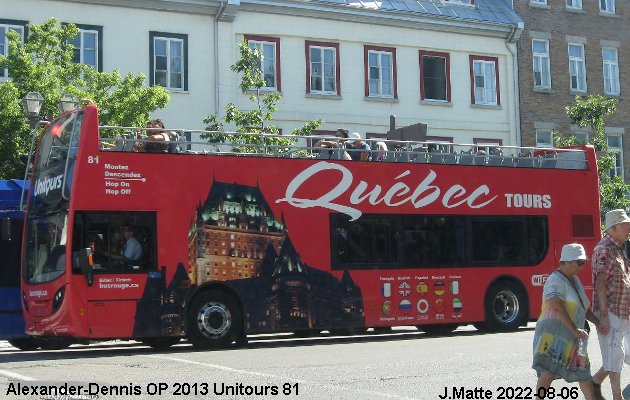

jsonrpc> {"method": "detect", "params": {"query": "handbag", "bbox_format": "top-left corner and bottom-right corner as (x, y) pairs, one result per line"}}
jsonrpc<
(554, 270), (590, 333)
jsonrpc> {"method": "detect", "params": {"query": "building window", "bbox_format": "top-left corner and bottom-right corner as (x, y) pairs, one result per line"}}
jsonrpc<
(600, 0), (615, 13)
(364, 45), (397, 98)
(530, 0), (548, 4)
(419, 50), (450, 102)
(566, 0), (582, 9)
(568, 43), (586, 92)
(532, 40), (551, 89)
(572, 132), (588, 144)
(150, 32), (187, 91)
(607, 134), (623, 178)
(67, 24), (102, 71)
(603, 47), (620, 96)
(0, 19), (27, 79)
(306, 41), (339, 96)
(246, 35), (281, 92)
(536, 130), (554, 148)
(470, 56), (500, 105)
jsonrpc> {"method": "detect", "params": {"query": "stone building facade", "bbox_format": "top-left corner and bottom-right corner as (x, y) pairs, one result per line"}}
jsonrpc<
(516, 0), (629, 180)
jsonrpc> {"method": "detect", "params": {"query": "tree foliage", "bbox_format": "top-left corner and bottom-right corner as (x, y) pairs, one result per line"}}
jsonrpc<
(0, 18), (170, 178)
(202, 40), (321, 153)
(558, 95), (630, 217)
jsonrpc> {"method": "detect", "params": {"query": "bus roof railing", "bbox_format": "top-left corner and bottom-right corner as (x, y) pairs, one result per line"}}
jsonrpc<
(97, 126), (590, 170)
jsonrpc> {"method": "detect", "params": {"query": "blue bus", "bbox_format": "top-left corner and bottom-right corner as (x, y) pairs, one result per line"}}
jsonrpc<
(0, 180), (37, 350)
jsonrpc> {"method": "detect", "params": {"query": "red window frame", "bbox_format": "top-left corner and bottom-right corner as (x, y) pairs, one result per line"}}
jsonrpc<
(245, 34), (282, 92)
(364, 45), (397, 98)
(469, 55), (500, 106)
(419, 50), (451, 102)
(305, 41), (341, 96)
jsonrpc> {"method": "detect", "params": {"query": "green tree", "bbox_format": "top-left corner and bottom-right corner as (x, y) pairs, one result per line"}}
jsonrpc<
(0, 18), (170, 178)
(557, 95), (630, 217)
(202, 40), (321, 153)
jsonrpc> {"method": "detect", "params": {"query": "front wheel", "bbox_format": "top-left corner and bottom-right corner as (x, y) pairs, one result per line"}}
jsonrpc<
(483, 281), (527, 332)
(187, 290), (242, 349)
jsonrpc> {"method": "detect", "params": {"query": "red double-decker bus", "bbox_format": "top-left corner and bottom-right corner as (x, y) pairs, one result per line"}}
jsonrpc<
(21, 104), (601, 349)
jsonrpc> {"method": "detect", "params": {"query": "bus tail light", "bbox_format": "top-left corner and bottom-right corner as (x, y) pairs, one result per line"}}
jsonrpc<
(22, 291), (29, 312)
(52, 286), (65, 313)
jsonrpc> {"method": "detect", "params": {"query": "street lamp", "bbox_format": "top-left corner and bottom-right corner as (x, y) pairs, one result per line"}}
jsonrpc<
(21, 92), (44, 129)
(21, 91), (44, 118)
(59, 94), (80, 113)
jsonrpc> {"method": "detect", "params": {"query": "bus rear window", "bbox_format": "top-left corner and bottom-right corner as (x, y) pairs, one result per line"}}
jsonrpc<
(330, 214), (548, 270)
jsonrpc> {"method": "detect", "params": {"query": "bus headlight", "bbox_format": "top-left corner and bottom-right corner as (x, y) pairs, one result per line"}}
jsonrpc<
(52, 286), (65, 313)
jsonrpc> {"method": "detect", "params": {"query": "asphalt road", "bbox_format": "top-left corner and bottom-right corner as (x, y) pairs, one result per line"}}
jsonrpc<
(0, 324), (626, 400)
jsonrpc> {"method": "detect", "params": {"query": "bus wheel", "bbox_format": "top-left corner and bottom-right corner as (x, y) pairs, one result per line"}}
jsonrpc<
(141, 337), (180, 349)
(188, 290), (242, 349)
(7, 338), (39, 351)
(484, 281), (527, 332)
(420, 324), (459, 336)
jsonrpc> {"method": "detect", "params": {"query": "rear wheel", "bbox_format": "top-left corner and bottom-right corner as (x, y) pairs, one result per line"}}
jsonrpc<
(7, 338), (39, 351)
(484, 281), (527, 332)
(187, 290), (242, 349)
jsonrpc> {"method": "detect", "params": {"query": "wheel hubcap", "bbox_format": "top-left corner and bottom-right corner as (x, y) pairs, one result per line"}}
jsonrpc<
(197, 301), (231, 338)
(493, 290), (519, 324)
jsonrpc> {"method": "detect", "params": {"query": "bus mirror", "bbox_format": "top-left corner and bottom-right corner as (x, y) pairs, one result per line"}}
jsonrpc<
(78, 247), (94, 287)
(1, 218), (11, 240)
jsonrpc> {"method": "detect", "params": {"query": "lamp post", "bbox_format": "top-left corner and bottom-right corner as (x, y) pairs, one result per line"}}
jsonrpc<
(59, 94), (80, 113)
(19, 92), (45, 207)
(21, 91), (44, 129)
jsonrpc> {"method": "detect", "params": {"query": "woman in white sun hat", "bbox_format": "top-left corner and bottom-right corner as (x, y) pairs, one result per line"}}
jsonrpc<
(533, 243), (600, 400)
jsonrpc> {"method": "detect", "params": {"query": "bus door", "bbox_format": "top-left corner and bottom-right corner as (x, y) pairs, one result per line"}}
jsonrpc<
(73, 211), (162, 338)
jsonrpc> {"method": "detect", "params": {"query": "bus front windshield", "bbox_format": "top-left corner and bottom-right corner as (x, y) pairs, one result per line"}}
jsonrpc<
(23, 212), (68, 284)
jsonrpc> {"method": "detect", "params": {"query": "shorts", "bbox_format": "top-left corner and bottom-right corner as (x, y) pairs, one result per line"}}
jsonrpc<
(597, 311), (630, 373)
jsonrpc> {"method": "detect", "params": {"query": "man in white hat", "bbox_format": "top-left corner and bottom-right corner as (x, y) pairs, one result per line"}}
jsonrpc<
(591, 209), (630, 400)
(346, 132), (371, 161)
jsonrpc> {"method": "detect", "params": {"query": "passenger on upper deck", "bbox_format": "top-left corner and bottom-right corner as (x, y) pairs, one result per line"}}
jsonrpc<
(373, 141), (388, 162)
(347, 132), (371, 161)
(134, 119), (180, 153)
(314, 128), (351, 160)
